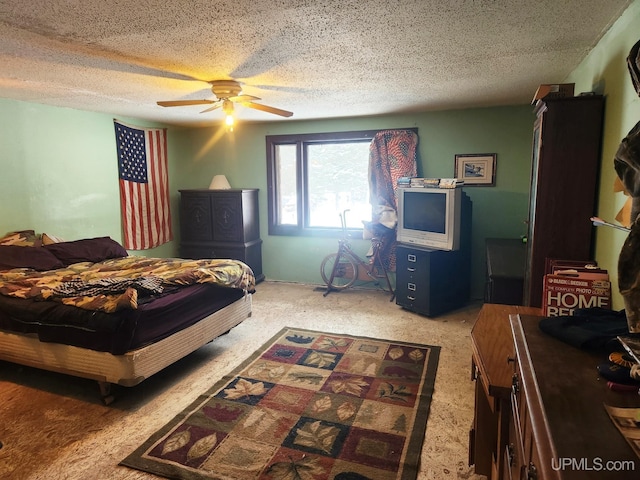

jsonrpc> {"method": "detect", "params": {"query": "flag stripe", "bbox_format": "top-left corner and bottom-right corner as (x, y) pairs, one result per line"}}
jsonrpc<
(118, 179), (131, 248)
(152, 128), (171, 244)
(160, 130), (172, 243)
(114, 121), (172, 250)
(149, 130), (162, 243)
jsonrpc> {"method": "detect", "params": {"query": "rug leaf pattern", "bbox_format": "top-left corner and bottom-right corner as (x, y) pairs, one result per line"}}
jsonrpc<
(121, 327), (440, 480)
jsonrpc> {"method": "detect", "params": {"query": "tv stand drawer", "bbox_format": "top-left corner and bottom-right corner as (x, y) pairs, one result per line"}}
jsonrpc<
(395, 244), (470, 317)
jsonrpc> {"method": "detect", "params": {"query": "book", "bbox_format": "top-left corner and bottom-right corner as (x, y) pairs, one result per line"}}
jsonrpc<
(397, 177), (464, 189)
(543, 270), (611, 317)
(544, 258), (599, 275)
(551, 269), (610, 279)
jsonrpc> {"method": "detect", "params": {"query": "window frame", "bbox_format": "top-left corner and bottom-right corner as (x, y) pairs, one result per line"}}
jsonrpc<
(266, 130), (381, 237)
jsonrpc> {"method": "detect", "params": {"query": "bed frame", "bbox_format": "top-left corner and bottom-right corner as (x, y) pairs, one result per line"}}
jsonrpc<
(0, 294), (252, 404)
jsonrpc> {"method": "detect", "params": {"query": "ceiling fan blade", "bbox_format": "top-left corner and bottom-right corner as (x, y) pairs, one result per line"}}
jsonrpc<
(242, 101), (293, 117)
(157, 99), (216, 107)
(228, 94), (261, 102)
(200, 103), (222, 113)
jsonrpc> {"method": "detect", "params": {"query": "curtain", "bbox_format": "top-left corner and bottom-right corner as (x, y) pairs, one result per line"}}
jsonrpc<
(368, 129), (419, 270)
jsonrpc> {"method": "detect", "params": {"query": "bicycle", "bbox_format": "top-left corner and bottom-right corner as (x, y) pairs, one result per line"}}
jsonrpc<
(320, 209), (395, 300)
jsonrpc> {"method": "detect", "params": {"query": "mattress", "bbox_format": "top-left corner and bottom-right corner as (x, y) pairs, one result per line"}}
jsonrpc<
(0, 293), (252, 387)
(0, 237), (255, 400)
(0, 283), (245, 354)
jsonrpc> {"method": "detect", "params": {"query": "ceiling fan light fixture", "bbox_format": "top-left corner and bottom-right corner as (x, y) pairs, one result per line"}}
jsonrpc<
(222, 99), (235, 131)
(156, 78), (293, 126)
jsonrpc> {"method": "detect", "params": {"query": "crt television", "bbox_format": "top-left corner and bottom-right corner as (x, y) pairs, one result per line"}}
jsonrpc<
(397, 186), (463, 251)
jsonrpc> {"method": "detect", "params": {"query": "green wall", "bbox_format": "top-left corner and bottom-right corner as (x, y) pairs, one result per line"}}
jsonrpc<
(0, 102), (181, 259)
(171, 108), (534, 299)
(0, 99), (533, 300)
(566, 0), (640, 309)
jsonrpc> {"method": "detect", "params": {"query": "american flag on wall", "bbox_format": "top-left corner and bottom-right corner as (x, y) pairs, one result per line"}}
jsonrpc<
(114, 120), (172, 250)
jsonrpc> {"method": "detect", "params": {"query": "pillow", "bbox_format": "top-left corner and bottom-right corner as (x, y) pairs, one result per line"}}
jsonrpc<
(0, 230), (41, 247)
(44, 237), (128, 265)
(0, 245), (65, 271)
(41, 233), (66, 245)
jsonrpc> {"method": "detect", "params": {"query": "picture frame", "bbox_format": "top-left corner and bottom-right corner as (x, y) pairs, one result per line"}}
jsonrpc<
(454, 153), (497, 186)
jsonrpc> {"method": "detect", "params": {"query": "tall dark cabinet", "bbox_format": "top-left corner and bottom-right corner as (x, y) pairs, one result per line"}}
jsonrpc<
(524, 96), (604, 307)
(179, 189), (264, 282)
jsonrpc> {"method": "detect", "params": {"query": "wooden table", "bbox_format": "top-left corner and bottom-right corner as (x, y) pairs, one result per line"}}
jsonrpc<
(470, 303), (640, 479)
(470, 303), (542, 479)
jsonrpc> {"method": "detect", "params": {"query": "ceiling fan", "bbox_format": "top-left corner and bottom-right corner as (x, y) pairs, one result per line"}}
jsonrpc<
(156, 79), (294, 123)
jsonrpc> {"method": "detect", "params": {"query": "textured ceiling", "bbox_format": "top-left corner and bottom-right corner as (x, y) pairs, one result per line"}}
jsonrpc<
(0, 0), (633, 127)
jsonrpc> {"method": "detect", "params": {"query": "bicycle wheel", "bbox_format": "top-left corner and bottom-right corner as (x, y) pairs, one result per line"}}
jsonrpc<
(320, 253), (358, 289)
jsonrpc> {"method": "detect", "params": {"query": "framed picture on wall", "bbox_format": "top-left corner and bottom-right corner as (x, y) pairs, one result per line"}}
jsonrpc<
(455, 153), (497, 186)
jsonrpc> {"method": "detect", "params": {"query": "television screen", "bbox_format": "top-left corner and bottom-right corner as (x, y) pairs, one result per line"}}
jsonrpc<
(397, 186), (462, 251)
(403, 191), (446, 233)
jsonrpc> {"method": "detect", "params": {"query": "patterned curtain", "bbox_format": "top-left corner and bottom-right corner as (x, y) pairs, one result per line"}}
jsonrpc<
(368, 130), (419, 270)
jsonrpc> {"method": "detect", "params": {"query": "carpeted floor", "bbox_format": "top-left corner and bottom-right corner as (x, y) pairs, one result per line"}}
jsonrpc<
(0, 281), (486, 480)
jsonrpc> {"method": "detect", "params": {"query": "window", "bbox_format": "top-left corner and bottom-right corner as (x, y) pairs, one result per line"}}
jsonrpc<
(267, 130), (380, 236)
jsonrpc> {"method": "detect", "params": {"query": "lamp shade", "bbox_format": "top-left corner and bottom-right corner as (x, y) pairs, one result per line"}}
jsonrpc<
(209, 175), (231, 189)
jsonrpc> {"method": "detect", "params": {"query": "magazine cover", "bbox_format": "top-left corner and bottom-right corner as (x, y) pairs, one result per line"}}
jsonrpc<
(543, 272), (611, 317)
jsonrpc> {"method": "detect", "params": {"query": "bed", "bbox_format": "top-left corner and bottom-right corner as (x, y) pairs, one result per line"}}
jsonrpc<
(0, 232), (255, 404)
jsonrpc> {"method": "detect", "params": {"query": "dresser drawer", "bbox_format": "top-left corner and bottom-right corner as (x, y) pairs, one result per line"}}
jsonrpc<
(180, 240), (263, 280)
(504, 409), (526, 480)
(180, 245), (241, 259)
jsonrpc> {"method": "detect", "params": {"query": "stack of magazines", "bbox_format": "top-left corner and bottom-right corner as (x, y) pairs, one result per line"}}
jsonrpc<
(396, 177), (464, 188)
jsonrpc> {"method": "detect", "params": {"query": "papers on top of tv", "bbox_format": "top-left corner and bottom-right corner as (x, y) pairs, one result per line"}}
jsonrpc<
(397, 177), (464, 188)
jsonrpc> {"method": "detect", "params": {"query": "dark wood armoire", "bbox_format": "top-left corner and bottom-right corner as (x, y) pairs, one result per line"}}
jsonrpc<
(524, 95), (605, 307)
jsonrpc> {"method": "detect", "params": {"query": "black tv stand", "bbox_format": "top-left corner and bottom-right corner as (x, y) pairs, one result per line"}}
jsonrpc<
(395, 193), (472, 316)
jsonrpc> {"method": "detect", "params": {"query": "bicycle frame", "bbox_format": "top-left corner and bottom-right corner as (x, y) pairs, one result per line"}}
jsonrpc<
(322, 209), (395, 300)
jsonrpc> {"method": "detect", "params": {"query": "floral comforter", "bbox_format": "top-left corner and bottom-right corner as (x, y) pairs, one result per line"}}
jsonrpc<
(0, 256), (255, 313)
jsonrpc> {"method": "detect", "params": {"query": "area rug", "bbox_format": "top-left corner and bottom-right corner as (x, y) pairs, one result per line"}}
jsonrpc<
(121, 327), (441, 480)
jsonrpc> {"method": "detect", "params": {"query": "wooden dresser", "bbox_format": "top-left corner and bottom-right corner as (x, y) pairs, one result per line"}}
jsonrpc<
(179, 189), (264, 282)
(470, 304), (640, 480)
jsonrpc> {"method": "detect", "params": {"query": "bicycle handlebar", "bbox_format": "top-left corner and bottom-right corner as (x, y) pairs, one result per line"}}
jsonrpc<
(339, 209), (350, 231)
